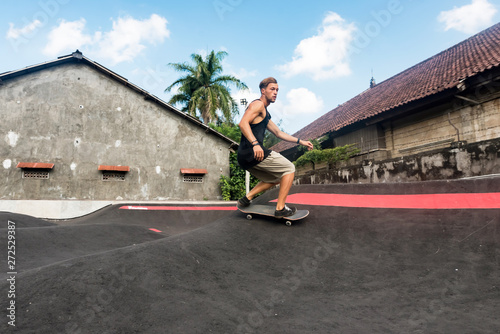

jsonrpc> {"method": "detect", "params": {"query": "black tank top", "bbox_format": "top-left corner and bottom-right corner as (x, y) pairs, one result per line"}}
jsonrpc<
(237, 105), (272, 170)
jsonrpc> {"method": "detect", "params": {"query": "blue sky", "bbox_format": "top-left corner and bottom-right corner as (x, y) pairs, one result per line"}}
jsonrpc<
(1, 0), (499, 134)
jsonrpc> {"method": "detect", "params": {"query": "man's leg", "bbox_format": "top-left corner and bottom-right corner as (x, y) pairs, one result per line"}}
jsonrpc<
(275, 172), (294, 211)
(246, 181), (278, 201)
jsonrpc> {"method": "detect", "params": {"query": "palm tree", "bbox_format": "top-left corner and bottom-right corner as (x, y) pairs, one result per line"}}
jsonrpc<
(165, 50), (248, 124)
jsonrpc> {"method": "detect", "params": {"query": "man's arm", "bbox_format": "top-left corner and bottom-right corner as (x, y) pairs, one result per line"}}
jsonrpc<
(267, 120), (314, 150)
(238, 101), (266, 161)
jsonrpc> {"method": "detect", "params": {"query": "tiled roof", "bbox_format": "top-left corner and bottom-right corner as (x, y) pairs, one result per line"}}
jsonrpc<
(272, 22), (500, 152)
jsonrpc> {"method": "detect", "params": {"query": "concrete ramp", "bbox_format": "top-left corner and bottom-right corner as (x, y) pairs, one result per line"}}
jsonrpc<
(1, 178), (499, 333)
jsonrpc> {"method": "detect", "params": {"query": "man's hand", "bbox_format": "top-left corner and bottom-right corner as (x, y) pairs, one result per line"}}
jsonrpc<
(300, 140), (314, 151)
(253, 144), (265, 161)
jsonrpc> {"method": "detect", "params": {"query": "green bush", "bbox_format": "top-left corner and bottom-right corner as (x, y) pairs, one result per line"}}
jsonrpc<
(219, 153), (259, 201)
(294, 144), (360, 168)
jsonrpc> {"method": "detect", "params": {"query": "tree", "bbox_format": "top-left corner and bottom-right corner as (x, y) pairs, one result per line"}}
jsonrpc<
(165, 50), (248, 124)
(209, 122), (241, 142)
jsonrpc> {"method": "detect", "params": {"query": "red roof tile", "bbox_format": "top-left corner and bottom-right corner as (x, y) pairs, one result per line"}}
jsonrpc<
(273, 23), (500, 152)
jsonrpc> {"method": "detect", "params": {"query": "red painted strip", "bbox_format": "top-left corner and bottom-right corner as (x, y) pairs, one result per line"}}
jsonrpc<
(149, 228), (162, 233)
(274, 193), (500, 209)
(119, 206), (237, 211)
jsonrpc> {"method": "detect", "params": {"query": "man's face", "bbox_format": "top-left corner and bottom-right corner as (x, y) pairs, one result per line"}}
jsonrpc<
(262, 83), (279, 103)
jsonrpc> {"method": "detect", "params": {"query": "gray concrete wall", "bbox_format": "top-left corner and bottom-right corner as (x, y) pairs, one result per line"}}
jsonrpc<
(1, 63), (231, 200)
(295, 138), (500, 185)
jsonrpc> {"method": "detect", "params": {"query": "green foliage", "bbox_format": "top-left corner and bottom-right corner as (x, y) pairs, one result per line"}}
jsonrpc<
(296, 138), (322, 154)
(209, 122), (241, 142)
(294, 144), (360, 168)
(219, 153), (259, 201)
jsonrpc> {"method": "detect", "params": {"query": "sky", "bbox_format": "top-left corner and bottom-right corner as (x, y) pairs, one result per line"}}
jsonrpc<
(1, 0), (499, 135)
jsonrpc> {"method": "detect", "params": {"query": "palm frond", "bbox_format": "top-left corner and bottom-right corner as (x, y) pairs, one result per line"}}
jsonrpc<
(165, 50), (248, 125)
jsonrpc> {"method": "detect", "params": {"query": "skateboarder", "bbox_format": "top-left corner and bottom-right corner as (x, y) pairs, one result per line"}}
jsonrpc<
(237, 77), (313, 217)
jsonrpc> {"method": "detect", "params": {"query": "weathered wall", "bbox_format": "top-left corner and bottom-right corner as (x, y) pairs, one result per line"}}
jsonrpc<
(384, 98), (500, 158)
(1, 63), (231, 200)
(295, 138), (500, 185)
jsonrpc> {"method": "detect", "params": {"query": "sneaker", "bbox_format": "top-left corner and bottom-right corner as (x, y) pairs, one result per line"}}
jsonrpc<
(274, 205), (297, 218)
(238, 196), (251, 208)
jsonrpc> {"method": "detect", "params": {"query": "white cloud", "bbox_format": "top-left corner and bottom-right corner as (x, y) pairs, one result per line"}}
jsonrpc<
(224, 65), (258, 82)
(96, 14), (170, 64)
(6, 20), (43, 39)
(230, 67), (258, 80)
(42, 14), (170, 64)
(280, 88), (324, 116)
(277, 12), (356, 81)
(271, 88), (324, 131)
(43, 18), (98, 56)
(438, 0), (498, 34)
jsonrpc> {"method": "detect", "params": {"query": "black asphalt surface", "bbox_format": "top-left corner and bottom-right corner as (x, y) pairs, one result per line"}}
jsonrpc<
(1, 178), (499, 333)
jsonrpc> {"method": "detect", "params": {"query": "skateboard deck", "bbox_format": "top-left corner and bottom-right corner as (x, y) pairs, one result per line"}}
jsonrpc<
(237, 204), (309, 226)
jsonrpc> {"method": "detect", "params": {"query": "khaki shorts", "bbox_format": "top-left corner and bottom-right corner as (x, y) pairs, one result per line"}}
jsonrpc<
(248, 151), (295, 183)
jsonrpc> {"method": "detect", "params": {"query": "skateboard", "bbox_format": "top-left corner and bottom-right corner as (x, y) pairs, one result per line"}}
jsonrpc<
(237, 204), (309, 226)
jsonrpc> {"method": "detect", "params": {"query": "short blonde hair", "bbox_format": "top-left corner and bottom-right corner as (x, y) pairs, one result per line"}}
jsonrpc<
(259, 77), (278, 90)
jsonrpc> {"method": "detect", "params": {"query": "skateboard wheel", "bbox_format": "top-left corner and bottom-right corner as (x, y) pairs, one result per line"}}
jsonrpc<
(285, 221), (292, 226)
(246, 214), (253, 220)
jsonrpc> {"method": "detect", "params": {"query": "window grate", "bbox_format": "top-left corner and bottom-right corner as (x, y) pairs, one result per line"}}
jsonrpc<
(183, 175), (203, 183)
(102, 171), (126, 181)
(23, 170), (49, 179)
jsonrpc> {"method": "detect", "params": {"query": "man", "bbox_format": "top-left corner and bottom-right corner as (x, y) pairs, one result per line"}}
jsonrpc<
(237, 77), (313, 217)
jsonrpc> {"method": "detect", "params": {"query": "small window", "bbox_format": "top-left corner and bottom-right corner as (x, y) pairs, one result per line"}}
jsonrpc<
(17, 162), (54, 180)
(98, 165), (129, 181)
(183, 175), (204, 183)
(23, 170), (50, 179)
(102, 171), (127, 181)
(180, 168), (207, 184)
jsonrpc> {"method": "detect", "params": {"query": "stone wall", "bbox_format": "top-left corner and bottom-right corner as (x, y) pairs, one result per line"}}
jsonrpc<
(294, 138), (500, 185)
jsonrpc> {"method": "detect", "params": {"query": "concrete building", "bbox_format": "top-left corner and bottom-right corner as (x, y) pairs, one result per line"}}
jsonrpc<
(1, 50), (238, 203)
(273, 23), (500, 183)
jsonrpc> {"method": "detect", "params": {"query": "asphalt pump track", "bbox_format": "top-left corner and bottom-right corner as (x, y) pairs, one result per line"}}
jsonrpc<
(1, 177), (499, 333)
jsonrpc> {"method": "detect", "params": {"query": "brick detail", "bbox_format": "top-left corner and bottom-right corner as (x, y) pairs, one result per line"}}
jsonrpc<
(98, 165), (130, 172)
(180, 168), (207, 175)
(17, 162), (54, 169)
